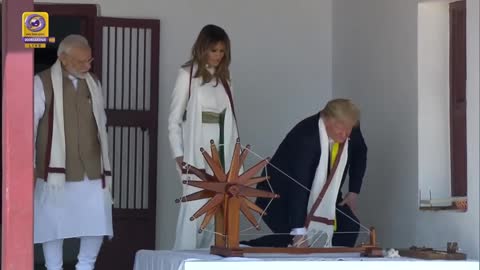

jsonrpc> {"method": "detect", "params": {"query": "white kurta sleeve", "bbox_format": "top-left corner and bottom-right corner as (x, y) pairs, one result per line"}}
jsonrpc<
(168, 68), (190, 158)
(34, 75), (46, 166)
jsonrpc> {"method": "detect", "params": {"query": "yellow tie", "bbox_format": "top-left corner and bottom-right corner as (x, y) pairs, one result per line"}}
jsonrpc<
(330, 142), (339, 169)
(331, 142), (339, 231)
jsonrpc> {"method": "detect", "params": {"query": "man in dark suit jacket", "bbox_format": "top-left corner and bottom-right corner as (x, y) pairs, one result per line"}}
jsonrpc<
(242, 105), (367, 248)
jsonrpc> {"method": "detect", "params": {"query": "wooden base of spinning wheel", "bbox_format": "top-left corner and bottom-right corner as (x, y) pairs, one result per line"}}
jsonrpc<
(210, 246), (384, 257)
(210, 246), (244, 257)
(210, 227), (383, 257)
(362, 247), (384, 257)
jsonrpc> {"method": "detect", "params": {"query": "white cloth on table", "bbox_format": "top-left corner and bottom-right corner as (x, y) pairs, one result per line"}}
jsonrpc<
(133, 249), (480, 270)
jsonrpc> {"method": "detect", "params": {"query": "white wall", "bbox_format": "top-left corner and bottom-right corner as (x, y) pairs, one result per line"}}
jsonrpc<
(34, 0), (334, 249)
(333, 0), (479, 259)
(418, 1), (451, 201)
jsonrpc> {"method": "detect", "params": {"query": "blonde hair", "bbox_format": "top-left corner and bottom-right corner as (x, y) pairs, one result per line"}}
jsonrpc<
(320, 98), (360, 127)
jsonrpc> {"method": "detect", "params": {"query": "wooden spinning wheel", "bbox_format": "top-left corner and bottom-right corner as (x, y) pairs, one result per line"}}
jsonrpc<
(176, 138), (276, 252)
(176, 138), (382, 257)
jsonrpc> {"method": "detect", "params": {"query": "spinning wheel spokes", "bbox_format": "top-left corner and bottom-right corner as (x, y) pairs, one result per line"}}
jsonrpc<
(176, 138), (276, 244)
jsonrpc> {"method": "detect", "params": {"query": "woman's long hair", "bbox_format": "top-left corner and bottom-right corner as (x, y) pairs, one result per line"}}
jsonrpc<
(182, 24), (231, 85)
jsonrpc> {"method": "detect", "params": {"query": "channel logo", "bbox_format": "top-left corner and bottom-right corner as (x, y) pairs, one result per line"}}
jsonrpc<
(22, 12), (55, 48)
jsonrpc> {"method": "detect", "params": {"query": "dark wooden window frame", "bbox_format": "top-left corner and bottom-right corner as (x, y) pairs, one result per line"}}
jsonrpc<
(420, 0), (467, 212)
(449, 0), (467, 198)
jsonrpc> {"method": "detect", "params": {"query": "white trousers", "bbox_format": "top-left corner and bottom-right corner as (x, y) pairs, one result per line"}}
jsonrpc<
(173, 123), (219, 250)
(173, 183), (216, 250)
(42, 236), (103, 270)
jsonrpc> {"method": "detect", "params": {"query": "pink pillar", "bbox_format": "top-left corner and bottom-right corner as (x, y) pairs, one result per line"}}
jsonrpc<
(1, 0), (34, 270)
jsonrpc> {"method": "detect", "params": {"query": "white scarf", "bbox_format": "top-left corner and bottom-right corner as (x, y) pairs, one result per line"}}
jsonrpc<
(46, 60), (112, 200)
(305, 117), (349, 247)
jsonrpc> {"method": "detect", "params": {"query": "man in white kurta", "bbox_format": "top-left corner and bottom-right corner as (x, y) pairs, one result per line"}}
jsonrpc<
(33, 35), (113, 270)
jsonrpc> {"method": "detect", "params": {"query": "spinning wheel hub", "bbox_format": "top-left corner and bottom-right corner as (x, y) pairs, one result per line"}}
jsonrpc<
(226, 184), (240, 196)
